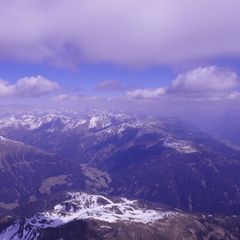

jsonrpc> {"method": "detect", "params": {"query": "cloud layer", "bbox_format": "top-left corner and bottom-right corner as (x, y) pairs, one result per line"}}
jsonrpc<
(0, 0), (240, 67)
(0, 76), (59, 97)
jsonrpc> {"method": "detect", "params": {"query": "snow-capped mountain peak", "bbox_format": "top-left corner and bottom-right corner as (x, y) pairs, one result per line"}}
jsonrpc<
(44, 192), (173, 225)
(0, 111), (128, 131)
(0, 192), (175, 240)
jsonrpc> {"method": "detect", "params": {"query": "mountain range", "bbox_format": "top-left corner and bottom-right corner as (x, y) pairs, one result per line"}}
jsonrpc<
(0, 110), (240, 239)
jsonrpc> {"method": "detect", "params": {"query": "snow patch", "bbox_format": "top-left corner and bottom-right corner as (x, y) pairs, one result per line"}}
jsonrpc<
(163, 137), (197, 154)
(41, 192), (173, 225)
(89, 116), (99, 129)
(0, 136), (7, 142)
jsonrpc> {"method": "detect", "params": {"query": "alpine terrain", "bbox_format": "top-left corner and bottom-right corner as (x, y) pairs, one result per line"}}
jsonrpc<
(0, 111), (240, 239)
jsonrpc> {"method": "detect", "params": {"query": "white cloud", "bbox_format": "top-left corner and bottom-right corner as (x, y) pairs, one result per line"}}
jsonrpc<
(126, 66), (240, 101)
(168, 66), (239, 93)
(95, 80), (124, 91)
(0, 75), (59, 97)
(127, 87), (166, 99)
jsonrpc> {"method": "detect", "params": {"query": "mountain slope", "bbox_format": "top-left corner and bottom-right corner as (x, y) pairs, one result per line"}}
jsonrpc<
(0, 136), (85, 216)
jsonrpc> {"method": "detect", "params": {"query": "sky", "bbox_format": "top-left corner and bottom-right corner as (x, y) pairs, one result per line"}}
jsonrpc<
(0, 0), (240, 113)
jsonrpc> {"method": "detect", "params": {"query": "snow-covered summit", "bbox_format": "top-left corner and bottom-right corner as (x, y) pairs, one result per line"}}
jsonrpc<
(0, 192), (175, 240)
(43, 192), (173, 225)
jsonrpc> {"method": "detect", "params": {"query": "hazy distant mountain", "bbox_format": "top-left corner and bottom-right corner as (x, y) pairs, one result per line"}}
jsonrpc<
(204, 110), (240, 146)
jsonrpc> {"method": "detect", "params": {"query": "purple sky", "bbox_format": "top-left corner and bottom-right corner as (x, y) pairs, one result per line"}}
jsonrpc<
(0, 0), (240, 111)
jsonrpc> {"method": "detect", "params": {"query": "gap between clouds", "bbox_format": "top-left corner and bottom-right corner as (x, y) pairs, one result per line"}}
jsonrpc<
(52, 65), (240, 104)
(2, 65), (239, 103)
